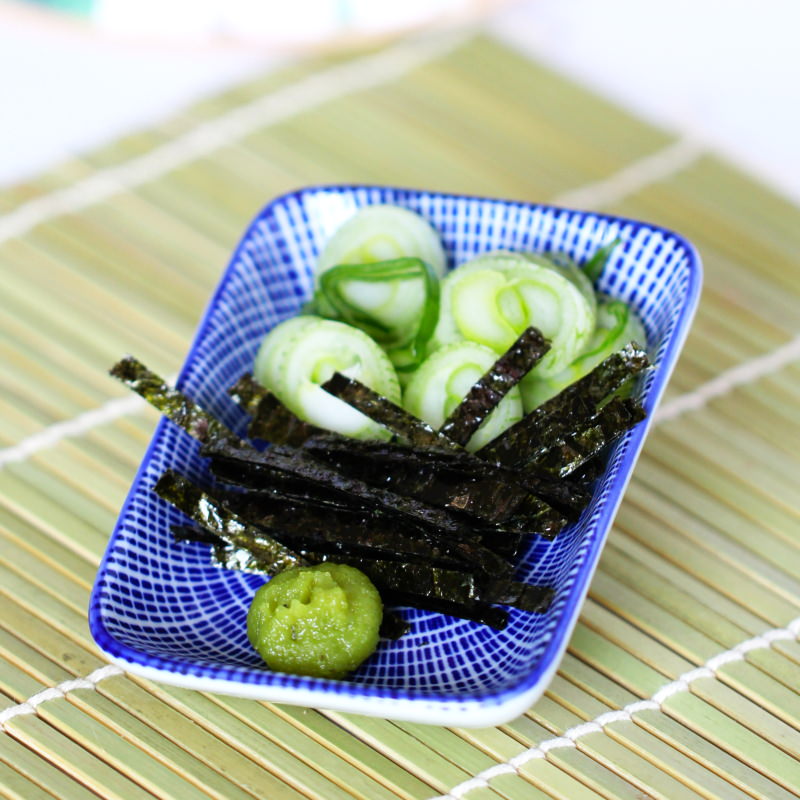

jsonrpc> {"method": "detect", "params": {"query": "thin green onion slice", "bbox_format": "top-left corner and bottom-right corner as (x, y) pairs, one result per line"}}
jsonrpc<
(253, 316), (400, 439)
(430, 251), (596, 377)
(308, 257), (441, 369)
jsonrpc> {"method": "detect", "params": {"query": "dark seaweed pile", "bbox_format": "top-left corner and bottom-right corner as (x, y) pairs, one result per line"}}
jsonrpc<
(110, 328), (648, 633)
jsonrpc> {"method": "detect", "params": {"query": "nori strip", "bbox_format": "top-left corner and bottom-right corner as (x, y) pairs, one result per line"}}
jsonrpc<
(227, 373), (264, 415)
(303, 436), (570, 533)
(570, 455), (606, 489)
(229, 373), (325, 446)
(303, 435), (478, 468)
(209, 456), (370, 513)
(213, 457), (534, 558)
(439, 327), (550, 446)
(379, 612), (412, 640)
(212, 445), (563, 541)
(215, 488), (514, 576)
(475, 531), (524, 561)
(479, 343), (649, 467)
(164, 484), (548, 614)
(299, 435), (586, 518)
(517, 475), (592, 521)
(168, 489), (548, 625)
(320, 372), (460, 449)
(203, 439), (490, 539)
(171, 524), (223, 546)
(526, 397), (647, 478)
(381, 592), (509, 630)
(322, 555), (554, 614)
(154, 470), (305, 575)
(305, 444), (531, 523)
(110, 356), (242, 447)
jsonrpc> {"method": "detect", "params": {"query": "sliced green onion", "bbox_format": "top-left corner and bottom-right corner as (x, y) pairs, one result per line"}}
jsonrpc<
(253, 316), (400, 439)
(315, 205), (446, 339)
(583, 238), (621, 283)
(430, 251), (596, 377)
(308, 257), (440, 372)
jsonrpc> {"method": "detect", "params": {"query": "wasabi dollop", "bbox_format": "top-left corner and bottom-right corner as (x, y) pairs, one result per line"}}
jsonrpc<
(247, 563), (382, 679)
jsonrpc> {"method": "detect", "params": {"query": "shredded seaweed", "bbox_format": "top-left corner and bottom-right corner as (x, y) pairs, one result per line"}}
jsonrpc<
(114, 350), (648, 633)
(439, 327), (550, 446)
(525, 397), (646, 478)
(204, 439), (485, 539)
(209, 455), (371, 513)
(167, 492), (549, 620)
(110, 357), (242, 447)
(304, 443), (530, 522)
(171, 524), (224, 546)
(303, 435), (570, 532)
(172, 520), (411, 638)
(310, 554), (552, 615)
(378, 612), (412, 640)
(181, 525), (529, 628)
(214, 487), (514, 576)
(154, 470), (305, 575)
(479, 343), (649, 467)
(380, 593), (509, 630)
(321, 372), (460, 449)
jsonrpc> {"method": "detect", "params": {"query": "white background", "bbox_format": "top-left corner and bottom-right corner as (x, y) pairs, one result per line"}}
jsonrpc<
(1, 0), (798, 204)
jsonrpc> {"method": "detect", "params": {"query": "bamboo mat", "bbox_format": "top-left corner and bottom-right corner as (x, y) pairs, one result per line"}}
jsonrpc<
(1, 30), (799, 800)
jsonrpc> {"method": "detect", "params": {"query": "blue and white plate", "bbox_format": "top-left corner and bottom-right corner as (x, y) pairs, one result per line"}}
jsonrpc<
(89, 186), (701, 727)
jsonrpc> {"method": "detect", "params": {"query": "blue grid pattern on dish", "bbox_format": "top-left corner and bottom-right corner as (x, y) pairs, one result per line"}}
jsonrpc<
(91, 186), (698, 701)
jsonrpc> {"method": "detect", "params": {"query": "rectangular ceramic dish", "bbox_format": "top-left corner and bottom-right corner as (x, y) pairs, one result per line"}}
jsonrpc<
(89, 185), (701, 727)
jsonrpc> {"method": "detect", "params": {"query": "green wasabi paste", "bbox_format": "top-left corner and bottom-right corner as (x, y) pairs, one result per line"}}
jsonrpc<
(247, 563), (382, 679)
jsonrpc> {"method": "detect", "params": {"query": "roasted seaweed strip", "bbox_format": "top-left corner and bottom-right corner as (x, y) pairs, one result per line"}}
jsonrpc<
(171, 524), (224, 546)
(378, 613), (412, 640)
(154, 470), (305, 575)
(172, 523), (412, 638)
(305, 445), (531, 523)
(111, 356), (242, 447)
(227, 373), (264, 415)
(211, 445), (563, 540)
(517, 475), (592, 521)
(379, 593), (509, 630)
(439, 327), (550, 446)
(210, 457), (370, 513)
(321, 372), (459, 449)
(319, 555), (554, 614)
(479, 343), (649, 467)
(525, 396), (646, 478)
(303, 435), (576, 529)
(229, 374), (325, 446)
(215, 488), (514, 576)
(166, 490), (550, 617)
(204, 440), (493, 539)
(303, 435), (479, 468)
(177, 525), (529, 628)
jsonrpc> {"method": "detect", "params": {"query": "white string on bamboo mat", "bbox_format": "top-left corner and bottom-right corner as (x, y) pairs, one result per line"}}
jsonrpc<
(0, 666), (123, 730)
(552, 136), (703, 209)
(654, 333), (800, 423)
(435, 617), (800, 800)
